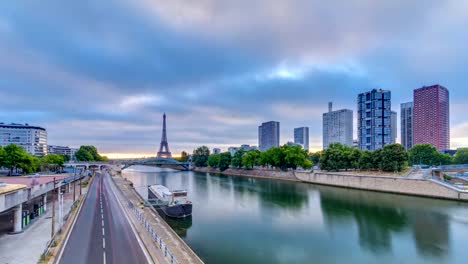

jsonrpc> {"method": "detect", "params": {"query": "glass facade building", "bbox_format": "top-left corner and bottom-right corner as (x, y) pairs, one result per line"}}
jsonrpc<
(0, 123), (48, 156)
(357, 89), (392, 150)
(294, 127), (309, 151)
(258, 121), (280, 151)
(401, 102), (414, 150)
(322, 102), (353, 149)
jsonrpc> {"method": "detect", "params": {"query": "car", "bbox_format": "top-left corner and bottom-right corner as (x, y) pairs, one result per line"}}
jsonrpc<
(28, 173), (40, 178)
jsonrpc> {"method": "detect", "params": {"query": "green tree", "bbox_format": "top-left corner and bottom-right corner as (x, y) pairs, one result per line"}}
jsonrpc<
(207, 154), (220, 168)
(193, 146), (210, 167)
(40, 154), (65, 171)
(454, 148), (468, 164)
(309, 152), (322, 166)
(242, 150), (261, 169)
(3, 144), (30, 175)
(379, 144), (408, 172)
(408, 144), (440, 165)
(358, 150), (374, 170)
(320, 143), (349, 171)
(0, 146), (5, 168)
(75, 148), (94, 161)
(283, 145), (312, 170)
(231, 149), (245, 168)
(218, 152), (232, 171)
(180, 151), (189, 162)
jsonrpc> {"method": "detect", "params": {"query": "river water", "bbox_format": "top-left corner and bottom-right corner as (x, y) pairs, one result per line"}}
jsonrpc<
(122, 166), (468, 264)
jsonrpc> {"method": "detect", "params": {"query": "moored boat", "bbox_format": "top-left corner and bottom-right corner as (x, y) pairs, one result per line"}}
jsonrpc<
(148, 185), (192, 218)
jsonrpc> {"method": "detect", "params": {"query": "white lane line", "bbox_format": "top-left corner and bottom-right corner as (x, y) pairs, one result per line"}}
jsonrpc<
(102, 220), (104, 227)
(102, 237), (106, 249)
(102, 227), (105, 236)
(103, 251), (106, 264)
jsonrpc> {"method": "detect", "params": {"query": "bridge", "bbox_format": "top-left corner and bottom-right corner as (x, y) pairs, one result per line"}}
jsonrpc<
(121, 157), (191, 171)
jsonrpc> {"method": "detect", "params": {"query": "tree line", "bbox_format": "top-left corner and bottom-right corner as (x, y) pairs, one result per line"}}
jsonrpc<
(313, 143), (468, 172)
(0, 144), (107, 176)
(192, 144), (312, 171)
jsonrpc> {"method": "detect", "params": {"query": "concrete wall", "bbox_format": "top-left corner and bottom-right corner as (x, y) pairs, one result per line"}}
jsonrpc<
(295, 171), (468, 201)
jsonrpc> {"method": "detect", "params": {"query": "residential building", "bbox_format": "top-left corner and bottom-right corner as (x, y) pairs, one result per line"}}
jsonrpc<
(353, 139), (359, 148)
(0, 123), (47, 156)
(413, 85), (450, 151)
(357, 89), (392, 150)
(228, 147), (239, 156)
(47, 145), (78, 160)
(391, 111), (397, 143)
(401, 102), (414, 150)
(258, 121), (280, 151)
(212, 148), (221, 154)
(294, 127), (309, 151)
(323, 102), (353, 149)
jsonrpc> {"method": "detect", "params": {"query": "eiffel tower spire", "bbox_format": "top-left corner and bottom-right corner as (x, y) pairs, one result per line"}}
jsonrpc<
(157, 113), (172, 158)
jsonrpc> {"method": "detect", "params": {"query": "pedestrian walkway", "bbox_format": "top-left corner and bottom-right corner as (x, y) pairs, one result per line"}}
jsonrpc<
(0, 182), (86, 264)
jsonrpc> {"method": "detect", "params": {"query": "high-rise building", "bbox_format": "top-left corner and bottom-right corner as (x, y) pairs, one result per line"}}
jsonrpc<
(212, 148), (221, 154)
(322, 102), (353, 149)
(0, 123), (48, 156)
(391, 111), (397, 143)
(357, 89), (392, 150)
(401, 102), (413, 150)
(294, 127), (309, 151)
(48, 145), (78, 160)
(413, 85), (450, 151)
(258, 121), (280, 151)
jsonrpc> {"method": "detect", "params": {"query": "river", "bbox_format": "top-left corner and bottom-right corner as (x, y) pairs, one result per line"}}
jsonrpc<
(122, 166), (468, 264)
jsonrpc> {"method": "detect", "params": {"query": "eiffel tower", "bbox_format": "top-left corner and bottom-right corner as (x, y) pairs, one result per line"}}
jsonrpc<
(157, 113), (172, 158)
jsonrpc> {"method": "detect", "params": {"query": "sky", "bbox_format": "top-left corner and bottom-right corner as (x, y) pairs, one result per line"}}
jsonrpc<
(1, 0), (468, 158)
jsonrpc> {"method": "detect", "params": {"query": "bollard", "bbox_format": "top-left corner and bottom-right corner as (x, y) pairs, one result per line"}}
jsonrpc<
(164, 245), (167, 256)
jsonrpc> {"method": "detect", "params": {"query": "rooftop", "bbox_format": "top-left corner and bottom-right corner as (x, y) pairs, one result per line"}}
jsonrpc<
(0, 183), (27, 195)
(0, 174), (70, 188)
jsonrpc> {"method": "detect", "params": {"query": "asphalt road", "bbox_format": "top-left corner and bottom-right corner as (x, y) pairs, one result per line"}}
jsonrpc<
(59, 171), (150, 264)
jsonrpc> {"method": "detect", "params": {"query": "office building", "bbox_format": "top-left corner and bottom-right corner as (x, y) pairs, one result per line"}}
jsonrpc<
(391, 111), (397, 143)
(323, 102), (353, 149)
(0, 123), (48, 156)
(47, 145), (78, 160)
(357, 89), (392, 150)
(294, 127), (309, 151)
(401, 102), (413, 150)
(413, 85), (450, 150)
(258, 121), (280, 151)
(212, 148), (221, 154)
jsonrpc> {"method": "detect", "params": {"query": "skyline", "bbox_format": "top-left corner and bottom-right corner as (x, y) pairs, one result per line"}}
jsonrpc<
(2, 1), (468, 158)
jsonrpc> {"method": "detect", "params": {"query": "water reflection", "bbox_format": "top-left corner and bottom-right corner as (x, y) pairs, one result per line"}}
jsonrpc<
(122, 167), (468, 264)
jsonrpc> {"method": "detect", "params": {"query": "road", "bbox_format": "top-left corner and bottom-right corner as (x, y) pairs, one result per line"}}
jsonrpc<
(58, 171), (151, 264)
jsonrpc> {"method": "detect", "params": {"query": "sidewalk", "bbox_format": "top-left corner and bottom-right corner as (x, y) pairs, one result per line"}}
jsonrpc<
(0, 181), (87, 264)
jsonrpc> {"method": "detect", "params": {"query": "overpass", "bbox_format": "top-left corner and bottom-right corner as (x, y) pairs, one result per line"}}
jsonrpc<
(65, 162), (111, 170)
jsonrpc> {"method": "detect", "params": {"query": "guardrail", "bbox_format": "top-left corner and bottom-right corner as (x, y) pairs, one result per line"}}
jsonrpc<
(127, 201), (179, 264)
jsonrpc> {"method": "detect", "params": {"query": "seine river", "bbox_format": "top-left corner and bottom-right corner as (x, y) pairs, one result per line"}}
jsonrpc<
(123, 166), (468, 264)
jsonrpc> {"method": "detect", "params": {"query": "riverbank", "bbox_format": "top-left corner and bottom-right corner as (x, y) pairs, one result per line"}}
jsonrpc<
(194, 167), (468, 202)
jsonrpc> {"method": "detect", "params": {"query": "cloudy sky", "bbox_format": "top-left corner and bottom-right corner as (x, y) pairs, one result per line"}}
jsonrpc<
(1, 0), (468, 158)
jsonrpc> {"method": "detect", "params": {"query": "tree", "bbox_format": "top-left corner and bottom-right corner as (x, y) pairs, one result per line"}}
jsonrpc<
(408, 144), (440, 165)
(40, 154), (65, 171)
(309, 152), (322, 166)
(0, 146), (5, 168)
(242, 150), (261, 169)
(320, 143), (349, 171)
(207, 154), (220, 168)
(379, 144), (408, 172)
(75, 148), (94, 161)
(358, 150), (374, 170)
(283, 145), (311, 170)
(231, 149), (245, 168)
(454, 148), (468, 164)
(180, 151), (189, 162)
(193, 146), (210, 167)
(218, 152), (232, 171)
(3, 144), (30, 175)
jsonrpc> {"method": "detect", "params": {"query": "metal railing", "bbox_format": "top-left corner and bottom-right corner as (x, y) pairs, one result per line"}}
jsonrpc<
(127, 201), (179, 264)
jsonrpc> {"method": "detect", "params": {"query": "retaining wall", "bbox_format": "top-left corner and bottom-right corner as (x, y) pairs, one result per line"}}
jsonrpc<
(295, 171), (468, 201)
(193, 167), (299, 182)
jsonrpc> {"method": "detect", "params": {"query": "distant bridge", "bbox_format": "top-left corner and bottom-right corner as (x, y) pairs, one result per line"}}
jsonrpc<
(65, 161), (111, 170)
(121, 157), (191, 171)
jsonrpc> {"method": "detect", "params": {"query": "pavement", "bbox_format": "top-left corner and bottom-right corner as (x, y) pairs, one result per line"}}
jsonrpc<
(0, 183), (81, 264)
(58, 171), (152, 264)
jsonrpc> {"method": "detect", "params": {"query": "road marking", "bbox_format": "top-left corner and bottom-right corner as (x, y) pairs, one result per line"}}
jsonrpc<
(103, 237), (106, 249)
(102, 227), (105, 236)
(102, 220), (104, 227)
(103, 251), (106, 264)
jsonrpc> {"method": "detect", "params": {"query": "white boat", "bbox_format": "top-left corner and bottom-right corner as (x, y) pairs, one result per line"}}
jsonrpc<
(148, 185), (192, 218)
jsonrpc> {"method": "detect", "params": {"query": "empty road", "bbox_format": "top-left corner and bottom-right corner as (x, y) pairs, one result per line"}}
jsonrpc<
(58, 171), (151, 264)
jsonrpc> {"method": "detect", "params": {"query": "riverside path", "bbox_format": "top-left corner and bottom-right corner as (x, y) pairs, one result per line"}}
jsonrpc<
(57, 171), (152, 264)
